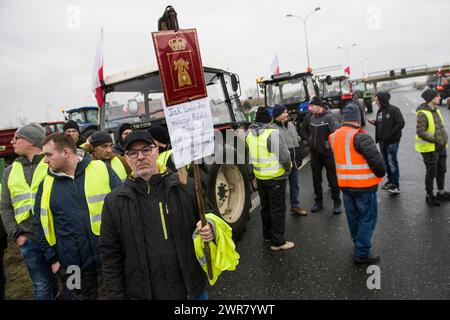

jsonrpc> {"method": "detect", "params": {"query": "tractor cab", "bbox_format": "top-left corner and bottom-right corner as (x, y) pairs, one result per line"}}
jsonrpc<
(63, 106), (99, 139)
(318, 75), (366, 126)
(260, 71), (318, 132)
(435, 71), (450, 107)
(318, 75), (353, 109)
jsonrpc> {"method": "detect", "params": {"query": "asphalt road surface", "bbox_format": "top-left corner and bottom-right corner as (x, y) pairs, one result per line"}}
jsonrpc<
(210, 87), (450, 300)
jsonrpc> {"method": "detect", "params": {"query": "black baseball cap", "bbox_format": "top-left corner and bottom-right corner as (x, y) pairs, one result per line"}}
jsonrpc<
(123, 130), (156, 151)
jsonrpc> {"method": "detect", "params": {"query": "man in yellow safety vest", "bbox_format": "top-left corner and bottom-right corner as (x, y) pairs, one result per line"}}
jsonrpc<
(33, 133), (122, 300)
(416, 89), (450, 206)
(1, 123), (55, 299)
(246, 107), (294, 251)
(83, 130), (131, 182)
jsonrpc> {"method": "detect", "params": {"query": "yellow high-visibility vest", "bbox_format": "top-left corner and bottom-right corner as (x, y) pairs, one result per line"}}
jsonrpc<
(110, 156), (127, 182)
(39, 160), (111, 246)
(415, 109), (448, 153)
(193, 213), (240, 286)
(246, 129), (285, 180)
(7, 159), (48, 224)
(157, 150), (173, 174)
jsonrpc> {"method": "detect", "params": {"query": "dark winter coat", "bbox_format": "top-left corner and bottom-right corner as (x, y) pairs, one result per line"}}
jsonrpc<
(33, 151), (122, 269)
(0, 218), (6, 250)
(99, 173), (209, 300)
(374, 104), (405, 144)
(301, 110), (340, 157)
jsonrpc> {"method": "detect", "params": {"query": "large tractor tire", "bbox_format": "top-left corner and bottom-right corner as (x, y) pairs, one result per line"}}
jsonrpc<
(206, 163), (251, 241)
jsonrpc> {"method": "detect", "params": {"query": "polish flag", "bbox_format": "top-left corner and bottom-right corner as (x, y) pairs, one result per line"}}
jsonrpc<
(270, 54), (280, 75)
(92, 29), (104, 108)
(344, 66), (351, 76)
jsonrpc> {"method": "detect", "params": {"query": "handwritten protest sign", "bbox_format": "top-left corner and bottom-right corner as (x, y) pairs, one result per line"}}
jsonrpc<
(163, 97), (214, 168)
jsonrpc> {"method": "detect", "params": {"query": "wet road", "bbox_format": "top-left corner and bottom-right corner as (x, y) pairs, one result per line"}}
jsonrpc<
(210, 87), (450, 300)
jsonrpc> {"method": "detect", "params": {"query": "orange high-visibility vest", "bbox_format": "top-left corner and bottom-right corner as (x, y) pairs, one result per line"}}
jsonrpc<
(329, 126), (382, 188)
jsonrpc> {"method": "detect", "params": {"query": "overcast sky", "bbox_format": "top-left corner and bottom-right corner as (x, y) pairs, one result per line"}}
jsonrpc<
(1, 0), (449, 128)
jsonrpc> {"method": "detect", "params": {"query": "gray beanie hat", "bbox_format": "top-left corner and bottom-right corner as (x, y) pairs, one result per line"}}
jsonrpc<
(342, 103), (361, 122)
(421, 89), (439, 103)
(90, 130), (113, 148)
(16, 123), (46, 148)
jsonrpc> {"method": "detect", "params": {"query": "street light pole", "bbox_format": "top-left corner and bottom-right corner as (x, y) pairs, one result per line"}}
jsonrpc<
(337, 43), (357, 60)
(286, 7), (321, 68)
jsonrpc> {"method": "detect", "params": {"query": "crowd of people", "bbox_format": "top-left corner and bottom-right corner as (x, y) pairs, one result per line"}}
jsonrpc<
(0, 120), (234, 300)
(245, 88), (449, 264)
(0, 88), (448, 300)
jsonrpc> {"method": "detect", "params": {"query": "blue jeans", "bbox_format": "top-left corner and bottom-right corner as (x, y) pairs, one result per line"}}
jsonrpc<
(0, 249), (5, 300)
(289, 168), (301, 208)
(379, 142), (400, 187)
(19, 238), (55, 300)
(192, 290), (209, 300)
(342, 190), (378, 257)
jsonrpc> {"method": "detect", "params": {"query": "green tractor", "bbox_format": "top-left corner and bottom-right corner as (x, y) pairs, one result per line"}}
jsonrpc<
(352, 80), (375, 114)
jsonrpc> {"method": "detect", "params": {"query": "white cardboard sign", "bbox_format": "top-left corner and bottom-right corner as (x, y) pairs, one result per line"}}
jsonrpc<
(163, 97), (215, 168)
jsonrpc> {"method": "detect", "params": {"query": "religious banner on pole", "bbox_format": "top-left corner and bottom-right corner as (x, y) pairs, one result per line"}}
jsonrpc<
(152, 29), (207, 106)
(152, 26), (215, 280)
(152, 29), (214, 169)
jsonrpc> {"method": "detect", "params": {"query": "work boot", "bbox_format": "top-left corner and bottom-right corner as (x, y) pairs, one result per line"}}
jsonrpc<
(436, 191), (450, 201)
(353, 254), (380, 264)
(270, 241), (295, 251)
(426, 194), (440, 206)
(290, 207), (308, 216)
(311, 201), (323, 213)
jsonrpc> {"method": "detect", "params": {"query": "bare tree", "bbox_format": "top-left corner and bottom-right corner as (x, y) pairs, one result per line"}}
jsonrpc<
(245, 87), (258, 100)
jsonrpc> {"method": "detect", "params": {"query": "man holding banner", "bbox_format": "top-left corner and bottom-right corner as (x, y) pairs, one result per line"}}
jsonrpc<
(99, 130), (215, 300)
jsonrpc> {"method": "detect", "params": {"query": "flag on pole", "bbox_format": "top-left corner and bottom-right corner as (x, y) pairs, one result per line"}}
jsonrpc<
(270, 54), (280, 75)
(344, 66), (351, 76)
(92, 29), (104, 108)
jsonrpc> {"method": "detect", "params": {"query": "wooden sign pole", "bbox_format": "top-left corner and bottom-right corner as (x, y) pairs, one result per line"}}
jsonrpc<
(193, 163), (213, 280)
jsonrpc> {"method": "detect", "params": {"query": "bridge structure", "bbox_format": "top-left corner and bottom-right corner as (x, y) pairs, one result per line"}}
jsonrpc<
(353, 64), (450, 91)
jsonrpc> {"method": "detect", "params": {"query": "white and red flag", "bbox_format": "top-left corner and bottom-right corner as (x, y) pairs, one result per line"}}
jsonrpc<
(270, 54), (280, 75)
(344, 66), (351, 76)
(92, 29), (104, 107)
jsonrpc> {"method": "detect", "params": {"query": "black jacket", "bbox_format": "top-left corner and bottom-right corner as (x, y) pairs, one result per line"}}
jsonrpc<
(374, 104), (405, 144)
(342, 124), (386, 193)
(0, 219), (6, 250)
(301, 110), (340, 157)
(99, 173), (208, 300)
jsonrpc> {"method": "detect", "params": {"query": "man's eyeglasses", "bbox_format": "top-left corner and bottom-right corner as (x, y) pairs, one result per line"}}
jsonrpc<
(125, 145), (158, 159)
